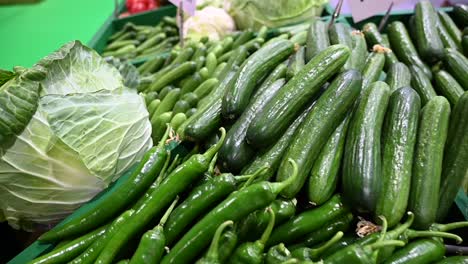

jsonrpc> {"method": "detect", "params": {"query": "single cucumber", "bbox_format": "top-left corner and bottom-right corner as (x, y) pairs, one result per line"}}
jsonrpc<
(286, 46), (306, 79)
(308, 116), (350, 205)
(205, 52), (217, 76)
(136, 33), (166, 53)
(329, 23), (353, 48)
(219, 78), (286, 173)
(147, 99), (161, 118)
(277, 70), (362, 198)
(385, 62), (412, 92)
(362, 23), (399, 71)
(388, 21), (432, 79)
(151, 111), (173, 142)
(213, 62), (227, 79)
(217, 46), (248, 81)
(199, 67), (210, 80)
(252, 63), (287, 102)
(197, 69), (238, 109)
(180, 92), (199, 108)
(343, 81), (390, 213)
(170, 113), (187, 132)
(437, 92), (468, 221)
(436, 16), (461, 51)
(463, 35), (468, 57)
(345, 31), (368, 73)
(414, 1), (444, 63)
(434, 70), (464, 105)
(180, 72), (203, 94)
(153, 88), (181, 117)
(247, 45), (351, 148)
(361, 47), (386, 91)
(222, 39), (295, 120)
(158, 86), (174, 101)
(172, 100), (191, 115)
(408, 96), (450, 229)
(170, 47), (195, 66)
(409, 65), (437, 106)
(306, 19), (330, 62)
(375, 87), (421, 227)
(290, 31), (307, 45)
(453, 4), (468, 28)
(193, 78), (219, 99)
(443, 48), (468, 89)
(241, 104), (312, 182)
(148, 62), (196, 92)
(232, 30), (255, 49)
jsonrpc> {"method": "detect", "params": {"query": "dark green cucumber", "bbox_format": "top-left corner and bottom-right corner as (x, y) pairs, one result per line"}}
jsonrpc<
(216, 46), (248, 82)
(276, 70), (362, 198)
(183, 99), (222, 142)
(436, 16), (461, 51)
(388, 21), (432, 79)
(463, 34), (468, 57)
(361, 47), (386, 90)
(385, 62), (412, 92)
(362, 23), (399, 71)
(219, 78), (285, 173)
(153, 88), (181, 117)
(232, 30), (254, 49)
(180, 72), (203, 94)
(343, 81), (390, 213)
(185, 108), (197, 118)
(434, 70), (464, 105)
(345, 31), (368, 73)
(193, 78), (218, 99)
(286, 46), (306, 79)
(181, 92), (198, 108)
(252, 63), (287, 102)
(308, 116), (350, 205)
(329, 23), (353, 48)
(306, 19), (330, 62)
(438, 11), (462, 44)
(222, 39), (295, 120)
(414, 1), (444, 63)
(241, 105), (312, 182)
(197, 69), (238, 109)
(408, 96), (450, 229)
(148, 62), (196, 92)
(409, 65), (437, 105)
(172, 100), (191, 115)
(453, 4), (468, 28)
(375, 87), (421, 227)
(247, 45), (351, 148)
(443, 48), (468, 89)
(437, 91), (468, 221)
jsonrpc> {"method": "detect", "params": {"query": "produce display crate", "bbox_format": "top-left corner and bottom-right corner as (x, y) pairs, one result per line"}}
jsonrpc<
(88, 4), (177, 65)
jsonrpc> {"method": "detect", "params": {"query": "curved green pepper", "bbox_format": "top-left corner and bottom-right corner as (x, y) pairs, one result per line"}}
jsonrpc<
(196, 221), (234, 264)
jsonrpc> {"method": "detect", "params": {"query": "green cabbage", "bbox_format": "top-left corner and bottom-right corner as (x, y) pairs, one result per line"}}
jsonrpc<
(0, 41), (152, 231)
(229, 0), (328, 30)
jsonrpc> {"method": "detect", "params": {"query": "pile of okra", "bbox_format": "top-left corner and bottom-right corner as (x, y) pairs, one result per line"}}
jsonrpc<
(31, 1), (467, 264)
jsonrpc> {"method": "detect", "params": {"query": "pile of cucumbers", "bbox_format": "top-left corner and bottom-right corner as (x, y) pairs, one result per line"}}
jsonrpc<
(102, 16), (179, 60)
(29, 1), (468, 264)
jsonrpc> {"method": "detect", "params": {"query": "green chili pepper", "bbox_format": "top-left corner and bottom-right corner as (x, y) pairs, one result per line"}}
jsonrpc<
(161, 159), (299, 264)
(129, 197), (179, 264)
(382, 239), (445, 264)
(434, 256), (468, 264)
(237, 199), (297, 242)
(229, 208), (276, 264)
(265, 243), (293, 264)
(39, 127), (171, 242)
(94, 128), (226, 264)
(319, 236), (358, 258)
(196, 221), (234, 264)
(165, 168), (266, 245)
(29, 225), (107, 264)
(70, 210), (135, 264)
(115, 260), (129, 264)
(267, 194), (349, 247)
(217, 226), (238, 263)
(289, 212), (353, 250)
(290, 231), (344, 261)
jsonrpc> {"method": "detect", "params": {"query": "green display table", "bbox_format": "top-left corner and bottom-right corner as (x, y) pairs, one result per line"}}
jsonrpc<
(0, 0), (119, 69)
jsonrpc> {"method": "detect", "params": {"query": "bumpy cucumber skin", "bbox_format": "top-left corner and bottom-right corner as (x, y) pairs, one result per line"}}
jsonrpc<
(438, 11), (462, 44)
(388, 21), (433, 79)
(362, 23), (399, 71)
(343, 81), (390, 213)
(434, 70), (464, 105)
(361, 51), (385, 91)
(409, 65), (437, 106)
(329, 23), (353, 48)
(443, 48), (468, 90)
(437, 91), (468, 221)
(414, 1), (445, 63)
(306, 19), (330, 62)
(385, 62), (412, 92)
(277, 70), (362, 198)
(375, 87), (421, 228)
(409, 96), (450, 229)
(308, 116), (350, 205)
(247, 45), (350, 148)
(346, 31), (368, 73)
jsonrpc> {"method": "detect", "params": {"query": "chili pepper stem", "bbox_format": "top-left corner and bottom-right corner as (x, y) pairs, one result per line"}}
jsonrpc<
(407, 230), (463, 244)
(206, 221), (234, 260)
(207, 153), (218, 175)
(156, 152), (171, 182)
(372, 216), (388, 260)
(158, 196), (179, 227)
(368, 240), (405, 250)
(389, 212), (415, 237)
(162, 154), (180, 180)
(158, 124), (171, 149)
(431, 221), (468, 232)
(241, 166), (269, 188)
(203, 128), (226, 161)
(270, 159), (298, 195)
(310, 231), (344, 258)
(260, 208), (276, 246)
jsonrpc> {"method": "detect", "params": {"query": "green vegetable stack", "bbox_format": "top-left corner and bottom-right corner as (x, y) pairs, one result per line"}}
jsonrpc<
(7, 1), (468, 263)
